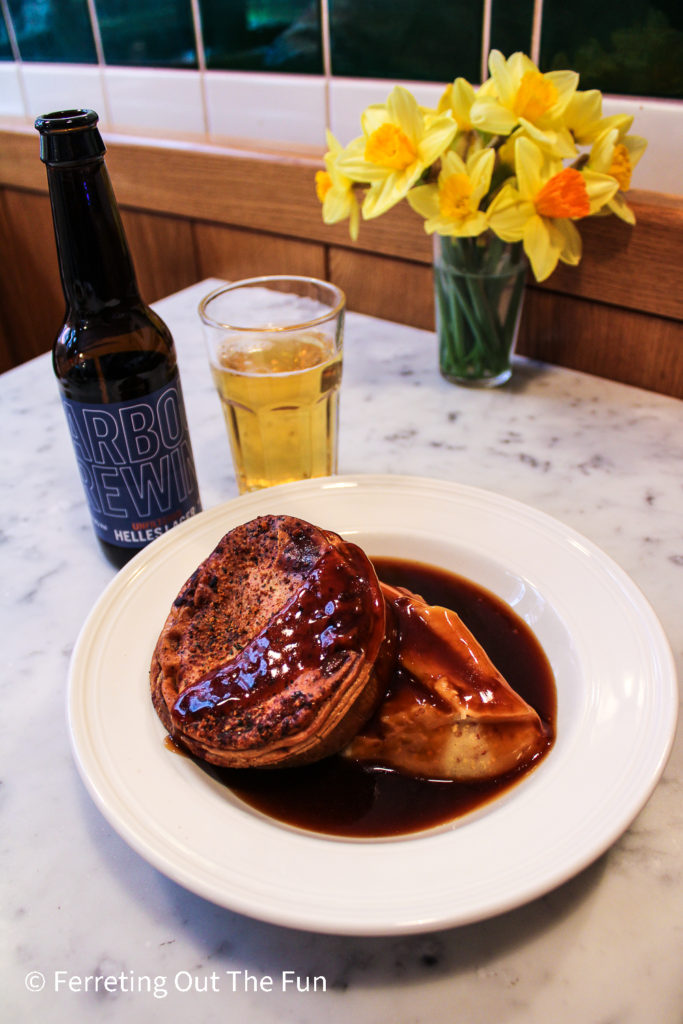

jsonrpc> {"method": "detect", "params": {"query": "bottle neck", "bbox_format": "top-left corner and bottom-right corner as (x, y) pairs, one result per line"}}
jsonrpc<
(47, 156), (141, 316)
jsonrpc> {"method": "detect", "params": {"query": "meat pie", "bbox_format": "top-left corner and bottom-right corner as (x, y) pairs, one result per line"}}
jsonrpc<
(151, 515), (387, 769)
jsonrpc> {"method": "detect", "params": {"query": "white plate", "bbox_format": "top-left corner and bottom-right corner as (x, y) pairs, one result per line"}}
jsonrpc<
(67, 475), (678, 936)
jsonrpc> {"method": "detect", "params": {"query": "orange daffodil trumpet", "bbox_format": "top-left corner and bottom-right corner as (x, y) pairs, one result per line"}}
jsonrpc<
(315, 50), (647, 283)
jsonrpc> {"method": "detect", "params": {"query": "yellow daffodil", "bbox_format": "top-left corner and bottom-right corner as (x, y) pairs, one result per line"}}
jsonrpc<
(563, 89), (634, 146)
(471, 50), (578, 158)
(435, 77), (487, 161)
(437, 77), (477, 132)
(407, 148), (495, 237)
(315, 131), (360, 240)
(487, 137), (618, 281)
(586, 127), (647, 224)
(316, 52), (647, 289)
(336, 85), (456, 219)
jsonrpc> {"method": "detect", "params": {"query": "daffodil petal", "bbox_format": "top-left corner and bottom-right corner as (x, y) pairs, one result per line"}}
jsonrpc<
(441, 149), (467, 177)
(338, 163), (389, 183)
(449, 77), (476, 129)
(487, 187), (534, 241)
(553, 127), (579, 159)
(335, 149), (389, 182)
(553, 218), (582, 265)
(599, 113), (634, 137)
(514, 136), (546, 199)
(607, 193), (636, 225)
(452, 211), (489, 237)
(407, 184), (441, 221)
(470, 95), (518, 134)
(323, 189), (351, 224)
(516, 119), (578, 159)
(418, 114), (457, 165)
(361, 103), (390, 137)
(437, 83), (454, 115)
(523, 214), (560, 281)
(589, 127), (618, 173)
(582, 169), (619, 213)
(362, 166), (422, 218)
(362, 180), (393, 218)
(625, 134), (648, 167)
(387, 86), (422, 145)
(488, 49), (517, 107)
(545, 69), (579, 111)
(517, 118), (556, 145)
(476, 76), (497, 99)
(565, 89), (603, 140)
(324, 129), (342, 156)
(509, 51), (535, 80)
(468, 147), (495, 205)
(420, 210), (486, 237)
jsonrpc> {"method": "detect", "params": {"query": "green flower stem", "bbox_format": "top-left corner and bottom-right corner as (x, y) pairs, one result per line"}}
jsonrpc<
(466, 275), (507, 358)
(504, 267), (527, 340)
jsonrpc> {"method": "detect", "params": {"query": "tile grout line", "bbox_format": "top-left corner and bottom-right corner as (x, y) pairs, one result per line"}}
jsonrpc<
(481, 0), (492, 84)
(0, 0), (30, 118)
(531, 0), (544, 64)
(320, 0), (332, 133)
(84, 0), (112, 124)
(189, 0), (210, 135)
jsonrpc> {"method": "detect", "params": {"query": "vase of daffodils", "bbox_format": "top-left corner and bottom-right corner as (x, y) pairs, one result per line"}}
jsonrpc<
(316, 50), (646, 386)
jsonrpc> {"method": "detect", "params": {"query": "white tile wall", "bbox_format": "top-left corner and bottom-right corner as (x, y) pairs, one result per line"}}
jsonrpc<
(19, 63), (108, 122)
(1, 61), (680, 194)
(0, 62), (23, 116)
(204, 71), (326, 147)
(104, 67), (205, 134)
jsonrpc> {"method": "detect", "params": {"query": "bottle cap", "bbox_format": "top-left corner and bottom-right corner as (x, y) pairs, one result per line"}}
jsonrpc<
(35, 109), (106, 165)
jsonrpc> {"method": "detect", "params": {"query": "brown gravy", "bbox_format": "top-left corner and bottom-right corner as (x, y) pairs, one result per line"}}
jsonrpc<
(203, 557), (556, 839)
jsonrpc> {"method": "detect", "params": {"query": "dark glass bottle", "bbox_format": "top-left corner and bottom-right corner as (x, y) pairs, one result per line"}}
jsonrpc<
(35, 109), (201, 569)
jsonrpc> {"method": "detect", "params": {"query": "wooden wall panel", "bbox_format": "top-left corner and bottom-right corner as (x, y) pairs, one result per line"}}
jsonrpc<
(0, 121), (432, 263)
(0, 120), (681, 396)
(1, 124), (680, 301)
(329, 246), (434, 330)
(519, 288), (683, 395)
(103, 138), (433, 265)
(0, 191), (17, 373)
(192, 222), (326, 283)
(120, 208), (198, 303)
(0, 188), (63, 364)
(537, 194), (683, 321)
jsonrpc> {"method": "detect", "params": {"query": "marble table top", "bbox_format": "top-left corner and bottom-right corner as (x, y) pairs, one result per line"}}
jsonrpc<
(3, 279), (681, 1023)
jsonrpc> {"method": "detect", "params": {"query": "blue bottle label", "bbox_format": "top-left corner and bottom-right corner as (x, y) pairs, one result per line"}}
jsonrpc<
(61, 375), (201, 549)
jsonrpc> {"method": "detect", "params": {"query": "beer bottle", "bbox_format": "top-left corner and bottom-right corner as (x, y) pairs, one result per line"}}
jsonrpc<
(35, 109), (201, 569)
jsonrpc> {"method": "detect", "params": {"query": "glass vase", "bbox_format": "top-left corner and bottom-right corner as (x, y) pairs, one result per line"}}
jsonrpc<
(433, 234), (527, 387)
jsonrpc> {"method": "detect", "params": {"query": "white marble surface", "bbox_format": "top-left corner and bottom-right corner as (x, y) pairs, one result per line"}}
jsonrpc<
(3, 279), (681, 1023)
